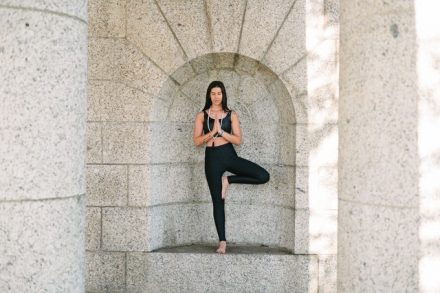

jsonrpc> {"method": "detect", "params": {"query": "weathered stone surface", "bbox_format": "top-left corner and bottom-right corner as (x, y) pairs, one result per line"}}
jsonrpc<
(88, 0), (125, 37)
(127, 251), (318, 292)
(102, 122), (149, 164)
(128, 163), (195, 207)
(294, 208), (337, 254)
(206, 0), (245, 52)
(86, 251), (125, 292)
(86, 164), (127, 206)
(88, 38), (168, 97)
(296, 123), (337, 167)
(263, 0), (306, 74)
(295, 166), (337, 210)
(102, 207), (148, 251)
(127, 0), (188, 74)
(167, 91), (201, 123)
(86, 122), (102, 164)
(86, 207), (101, 250)
(239, 0), (296, 61)
(0, 0), (88, 20)
(156, 0), (211, 59)
(0, 196), (85, 292)
(319, 254), (337, 293)
(338, 200), (418, 292)
(0, 9), (87, 201)
(88, 80), (154, 122)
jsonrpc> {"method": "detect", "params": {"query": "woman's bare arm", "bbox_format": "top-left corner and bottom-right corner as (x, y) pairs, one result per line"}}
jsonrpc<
(219, 111), (242, 145)
(193, 111), (215, 147)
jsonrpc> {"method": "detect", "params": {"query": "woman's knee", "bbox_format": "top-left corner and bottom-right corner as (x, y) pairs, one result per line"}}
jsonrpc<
(258, 169), (270, 183)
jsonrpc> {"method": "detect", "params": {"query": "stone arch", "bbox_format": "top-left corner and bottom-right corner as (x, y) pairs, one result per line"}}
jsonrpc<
(144, 52), (297, 252)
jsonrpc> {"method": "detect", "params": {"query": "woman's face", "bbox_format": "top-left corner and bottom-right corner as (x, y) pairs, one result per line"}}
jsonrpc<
(210, 87), (223, 106)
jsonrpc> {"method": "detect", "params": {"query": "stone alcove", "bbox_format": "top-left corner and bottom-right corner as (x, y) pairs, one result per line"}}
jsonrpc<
(145, 52), (296, 251)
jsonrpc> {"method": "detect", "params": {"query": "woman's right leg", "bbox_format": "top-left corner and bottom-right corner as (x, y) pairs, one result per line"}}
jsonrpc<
(205, 152), (226, 242)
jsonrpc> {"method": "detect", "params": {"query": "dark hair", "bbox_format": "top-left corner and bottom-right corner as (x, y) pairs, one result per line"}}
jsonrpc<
(202, 81), (231, 112)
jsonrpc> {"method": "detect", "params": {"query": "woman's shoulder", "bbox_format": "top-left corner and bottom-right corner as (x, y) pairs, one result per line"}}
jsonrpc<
(195, 111), (205, 120)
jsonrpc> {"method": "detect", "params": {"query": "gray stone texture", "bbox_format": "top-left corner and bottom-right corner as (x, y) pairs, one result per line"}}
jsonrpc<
(156, 0), (211, 59)
(1, 2), (87, 292)
(88, 0), (125, 37)
(263, 0), (306, 75)
(86, 251), (125, 292)
(0, 196), (86, 292)
(1, 8), (87, 201)
(239, 0), (296, 61)
(126, 0), (188, 75)
(88, 38), (168, 97)
(127, 251), (318, 292)
(338, 201), (419, 292)
(86, 122), (102, 163)
(86, 164), (127, 206)
(206, 0), (245, 52)
(0, 0), (88, 20)
(86, 207), (101, 250)
(338, 1), (419, 291)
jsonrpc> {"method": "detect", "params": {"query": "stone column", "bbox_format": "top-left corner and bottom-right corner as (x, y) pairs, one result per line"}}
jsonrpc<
(338, 1), (419, 292)
(0, 1), (87, 292)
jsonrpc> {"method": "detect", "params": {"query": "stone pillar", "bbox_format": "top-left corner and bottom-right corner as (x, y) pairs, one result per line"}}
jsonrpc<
(0, 1), (87, 292)
(338, 1), (419, 292)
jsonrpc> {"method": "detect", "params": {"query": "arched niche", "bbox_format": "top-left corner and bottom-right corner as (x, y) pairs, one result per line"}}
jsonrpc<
(144, 53), (296, 252)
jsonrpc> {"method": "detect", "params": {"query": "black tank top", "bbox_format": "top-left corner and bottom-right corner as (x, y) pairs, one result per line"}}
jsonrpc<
(202, 110), (232, 135)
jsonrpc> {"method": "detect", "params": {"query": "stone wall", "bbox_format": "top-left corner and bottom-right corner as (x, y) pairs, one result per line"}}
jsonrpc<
(86, 0), (339, 291)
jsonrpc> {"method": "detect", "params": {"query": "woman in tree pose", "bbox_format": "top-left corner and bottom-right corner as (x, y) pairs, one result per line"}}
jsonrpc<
(192, 80), (270, 254)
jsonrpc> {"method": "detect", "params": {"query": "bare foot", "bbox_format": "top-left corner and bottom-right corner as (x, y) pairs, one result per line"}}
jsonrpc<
(216, 241), (226, 254)
(221, 176), (229, 200)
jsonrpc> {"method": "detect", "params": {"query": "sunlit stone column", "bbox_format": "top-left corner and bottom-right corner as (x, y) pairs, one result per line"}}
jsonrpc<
(338, 1), (419, 292)
(0, 1), (87, 291)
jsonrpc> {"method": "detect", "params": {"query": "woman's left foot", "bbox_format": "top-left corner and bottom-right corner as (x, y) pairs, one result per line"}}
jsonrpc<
(221, 176), (229, 199)
(216, 241), (226, 254)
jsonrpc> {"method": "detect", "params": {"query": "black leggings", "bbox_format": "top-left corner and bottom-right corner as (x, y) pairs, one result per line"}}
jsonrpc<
(204, 142), (270, 241)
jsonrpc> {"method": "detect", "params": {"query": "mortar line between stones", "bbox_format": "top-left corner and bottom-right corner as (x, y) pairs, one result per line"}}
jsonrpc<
(1, 193), (85, 204)
(124, 252), (128, 291)
(89, 201), (297, 210)
(0, 4), (87, 24)
(339, 198), (419, 210)
(124, 0), (128, 38)
(234, 0), (248, 67)
(153, 0), (196, 74)
(204, 0), (214, 52)
(86, 162), (296, 168)
(88, 78), (155, 98)
(260, 0), (298, 61)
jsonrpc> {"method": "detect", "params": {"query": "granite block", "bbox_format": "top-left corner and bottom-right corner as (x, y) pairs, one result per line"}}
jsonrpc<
(127, 0), (188, 74)
(102, 122), (149, 164)
(156, 0), (211, 59)
(294, 208), (337, 254)
(86, 207), (101, 250)
(88, 38), (168, 97)
(206, 0), (245, 52)
(85, 251), (125, 292)
(86, 122), (102, 164)
(239, 0), (296, 60)
(0, 9), (87, 201)
(337, 200), (418, 292)
(86, 165), (127, 206)
(102, 207), (148, 251)
(88, 0), (125, 37)
(0, 0), (88, 20)
(127, 251), (318, 292)
(263, 0), (306, 74)
(88, 79), (154, 122)
(0, 196), (85, 292)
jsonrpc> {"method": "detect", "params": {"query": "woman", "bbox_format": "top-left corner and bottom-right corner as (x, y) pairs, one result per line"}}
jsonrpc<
(192, 80), (270, 254)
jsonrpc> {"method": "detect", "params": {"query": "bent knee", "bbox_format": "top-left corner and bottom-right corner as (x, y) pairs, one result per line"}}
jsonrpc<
(258, 170), (270, 183)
